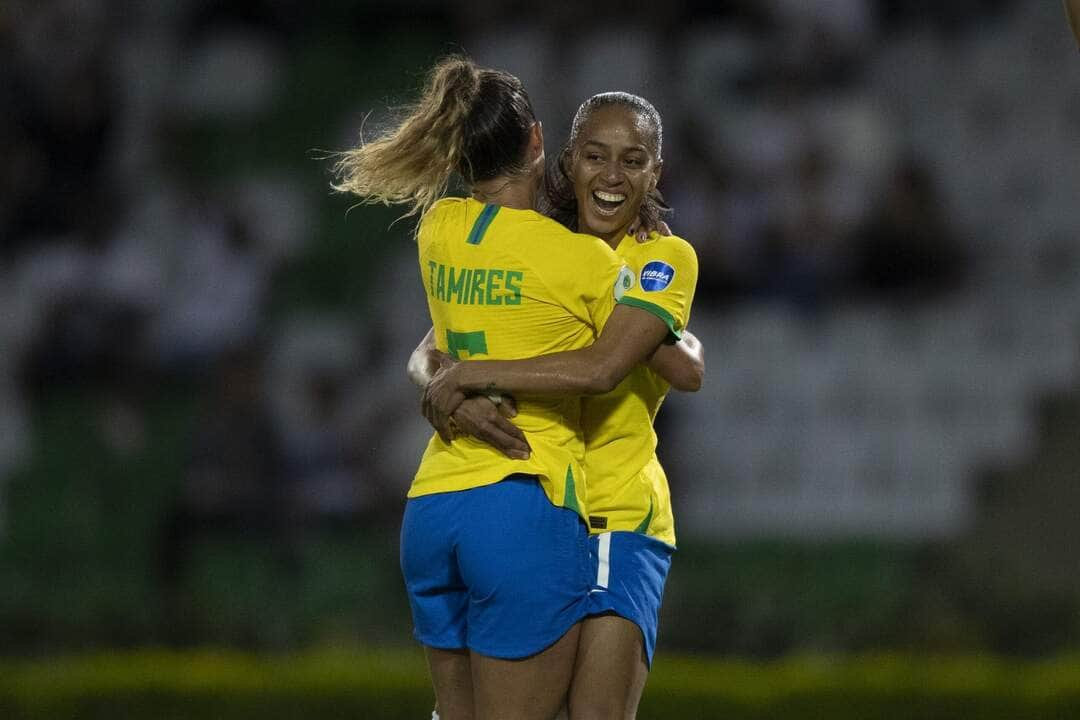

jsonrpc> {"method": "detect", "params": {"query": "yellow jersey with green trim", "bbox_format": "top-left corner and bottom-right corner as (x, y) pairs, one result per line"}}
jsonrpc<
(410, 197), (627, 517)
(582, 231), (699, 546)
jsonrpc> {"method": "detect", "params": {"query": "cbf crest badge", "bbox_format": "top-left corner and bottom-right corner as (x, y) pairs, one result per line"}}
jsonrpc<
(614, 265), (635, 300)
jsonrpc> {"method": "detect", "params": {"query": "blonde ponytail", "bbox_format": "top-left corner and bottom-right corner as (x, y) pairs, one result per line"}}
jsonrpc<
(331, 56), (480, 221)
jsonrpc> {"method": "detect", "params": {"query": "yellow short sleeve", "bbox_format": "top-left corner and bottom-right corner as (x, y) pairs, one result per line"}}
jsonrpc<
(618, 234), (698, 340)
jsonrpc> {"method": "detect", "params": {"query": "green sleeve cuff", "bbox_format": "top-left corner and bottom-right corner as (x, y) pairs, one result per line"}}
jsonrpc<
(618, 296), (682, 342)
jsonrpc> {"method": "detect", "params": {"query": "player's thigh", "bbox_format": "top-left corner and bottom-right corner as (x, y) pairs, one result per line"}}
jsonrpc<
(567, 614), (648, 720)
(470, 621), (581, 720)
(426, 647), (473, 720)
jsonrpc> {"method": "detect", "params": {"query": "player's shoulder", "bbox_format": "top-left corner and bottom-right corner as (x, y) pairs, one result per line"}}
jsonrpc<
(644, 231), (696, 261)
(510, 208), (580, 239)
(628, 232), (698, 276)
(515, 215), (616, 262)
(623, 232), (696, 294)
(418, 197), (470, 240)
(422, 196), (469, 225)
(569, 229), (619, 258)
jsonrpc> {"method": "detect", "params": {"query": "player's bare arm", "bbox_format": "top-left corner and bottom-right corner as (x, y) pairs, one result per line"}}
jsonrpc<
(407, 327), (530, 457)
(409, 313), (702, 396)
(647, 329), (704, 392)
(424, 303), (671, 419)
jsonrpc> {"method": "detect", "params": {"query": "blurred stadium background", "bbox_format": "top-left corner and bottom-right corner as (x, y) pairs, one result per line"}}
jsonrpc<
(3, 0), (1080, 716)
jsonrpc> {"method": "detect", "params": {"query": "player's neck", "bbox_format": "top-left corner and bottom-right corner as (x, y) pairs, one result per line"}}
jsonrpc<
(471, 175), (535, 211)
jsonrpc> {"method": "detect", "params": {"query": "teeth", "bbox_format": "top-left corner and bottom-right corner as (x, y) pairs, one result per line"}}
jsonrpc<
(594, 191), (626, 202)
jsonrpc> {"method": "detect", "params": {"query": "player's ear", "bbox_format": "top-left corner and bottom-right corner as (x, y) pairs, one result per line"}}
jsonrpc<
(528, 121), (544, 162)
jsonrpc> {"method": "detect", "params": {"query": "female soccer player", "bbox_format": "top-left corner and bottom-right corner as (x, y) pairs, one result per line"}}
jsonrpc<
(334, 59), (687, 720)
(418, 92), (701, 719)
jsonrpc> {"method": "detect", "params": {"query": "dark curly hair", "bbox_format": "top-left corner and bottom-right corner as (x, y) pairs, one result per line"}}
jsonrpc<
(542, 92), (671, 233)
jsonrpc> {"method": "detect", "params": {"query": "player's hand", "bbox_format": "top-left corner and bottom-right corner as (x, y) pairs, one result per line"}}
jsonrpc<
(450, 396), (530, 460)
(418, 351), (461, 443)
(422, 392), (456, 443)
(406, 332), (453, 388)
(424, 362), (469, 427)
(628, 217), (672, 241)
(432, 349), (456, 372)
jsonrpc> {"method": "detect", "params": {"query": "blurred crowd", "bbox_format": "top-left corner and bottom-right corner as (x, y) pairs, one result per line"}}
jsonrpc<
(0, 0), (417, 593)
(2, 0), (1079, 648)
(0, 0), (989, 512)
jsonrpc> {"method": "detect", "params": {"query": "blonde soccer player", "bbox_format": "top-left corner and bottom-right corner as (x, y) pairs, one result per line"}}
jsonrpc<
(335, 58), (688, 720)
(418, 92), (701, 719)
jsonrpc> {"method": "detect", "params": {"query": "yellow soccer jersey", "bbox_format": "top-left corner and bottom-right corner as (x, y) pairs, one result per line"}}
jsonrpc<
(411, 197), (630, 517)
(580, 231), (699, 546)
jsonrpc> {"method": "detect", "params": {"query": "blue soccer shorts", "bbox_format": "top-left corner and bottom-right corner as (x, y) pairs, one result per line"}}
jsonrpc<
(585, 530), (674, 667)
(400, 474), (591, 659)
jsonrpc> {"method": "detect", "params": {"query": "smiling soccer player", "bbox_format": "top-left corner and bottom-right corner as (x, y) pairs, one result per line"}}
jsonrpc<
(419, 92), (701, 719)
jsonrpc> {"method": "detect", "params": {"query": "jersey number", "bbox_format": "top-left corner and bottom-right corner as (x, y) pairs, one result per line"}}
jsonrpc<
(446, 330), (488, 360)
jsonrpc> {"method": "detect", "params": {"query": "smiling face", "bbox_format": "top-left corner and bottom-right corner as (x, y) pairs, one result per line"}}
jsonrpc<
(570, 104), (661, 246)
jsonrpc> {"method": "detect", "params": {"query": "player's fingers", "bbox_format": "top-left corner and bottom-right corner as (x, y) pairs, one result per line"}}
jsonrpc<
(435, 416), (454, 443)
(489, 411), (529, 447)
(433, 390), (467, 419)
(421, 396), (436, 428)
(476, 420), (530, 460)
(435, 350), (456, 369)
(496, 395), (518, 418)
(427, 403), (453, 443)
